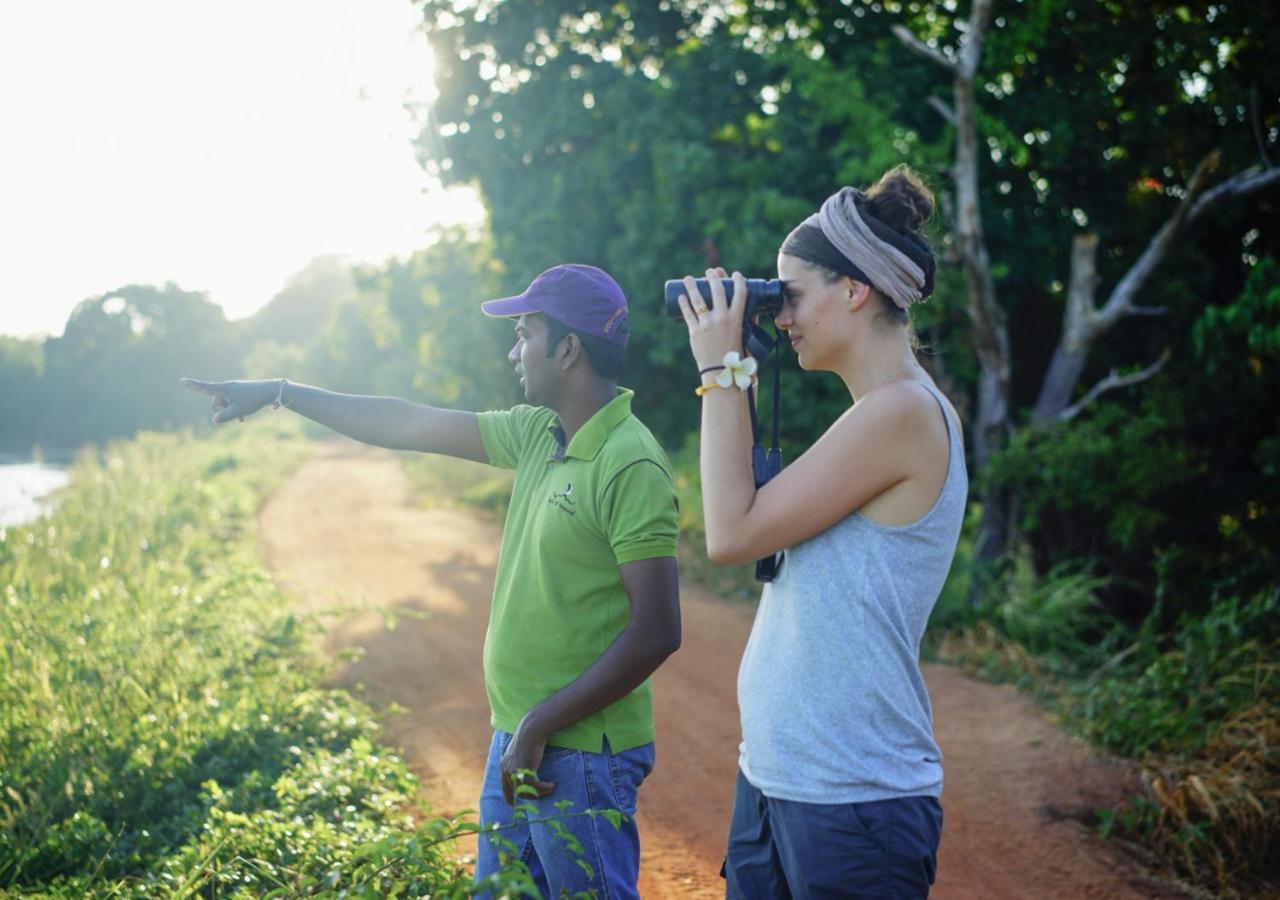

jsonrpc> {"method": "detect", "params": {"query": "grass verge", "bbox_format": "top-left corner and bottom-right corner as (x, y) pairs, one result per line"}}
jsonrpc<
(926, 523), (1279, 898)
(0, 423), (546, 897)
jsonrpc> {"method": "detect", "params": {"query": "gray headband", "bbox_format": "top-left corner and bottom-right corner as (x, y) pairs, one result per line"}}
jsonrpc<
(816, 187), (927, 309)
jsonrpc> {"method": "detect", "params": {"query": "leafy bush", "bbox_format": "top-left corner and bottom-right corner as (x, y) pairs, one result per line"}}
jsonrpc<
(1082, 590), (1280, 895)
(0, 424), (549, 896)
(986, 259), (1280, 627)
(926, 522), (1111, 682)
(1065, 590), (1279, 758)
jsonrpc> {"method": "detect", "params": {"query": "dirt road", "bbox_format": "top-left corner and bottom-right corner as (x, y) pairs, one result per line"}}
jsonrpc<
(258, 442), (1173, 898)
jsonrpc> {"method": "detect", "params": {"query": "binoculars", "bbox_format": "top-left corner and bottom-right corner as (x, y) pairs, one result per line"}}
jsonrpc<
(663, 278), (785, 320)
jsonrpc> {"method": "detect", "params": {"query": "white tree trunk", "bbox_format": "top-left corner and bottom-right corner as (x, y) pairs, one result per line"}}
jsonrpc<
(1032, 154), (1280, 423)
(895, 0), (1011, 558)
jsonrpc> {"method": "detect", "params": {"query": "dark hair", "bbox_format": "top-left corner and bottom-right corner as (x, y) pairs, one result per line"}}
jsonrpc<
(864, 164), (935, 236)
(544, 316), (627, 379)
(865, 165), (935, 327)
(792, 165), (935, 329)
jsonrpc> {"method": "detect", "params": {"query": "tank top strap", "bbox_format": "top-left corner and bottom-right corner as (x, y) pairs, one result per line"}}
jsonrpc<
(910, 380), (963, 452)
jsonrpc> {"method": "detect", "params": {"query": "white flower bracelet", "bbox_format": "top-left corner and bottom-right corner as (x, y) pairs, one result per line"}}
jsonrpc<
(696, 351), (758, 396)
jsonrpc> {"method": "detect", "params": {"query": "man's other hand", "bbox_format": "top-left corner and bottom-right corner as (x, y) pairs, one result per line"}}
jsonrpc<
(501, 717), (556, 806)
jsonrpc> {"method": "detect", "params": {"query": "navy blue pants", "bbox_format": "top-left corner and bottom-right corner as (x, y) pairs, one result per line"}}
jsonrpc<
(724, 770), (942, 899)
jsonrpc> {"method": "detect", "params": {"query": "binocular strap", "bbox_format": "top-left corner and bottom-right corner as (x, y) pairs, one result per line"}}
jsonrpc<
(746, 323), (785, 582)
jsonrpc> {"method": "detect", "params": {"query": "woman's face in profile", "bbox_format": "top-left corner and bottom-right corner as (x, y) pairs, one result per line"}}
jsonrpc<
(774, 253), (855, 371)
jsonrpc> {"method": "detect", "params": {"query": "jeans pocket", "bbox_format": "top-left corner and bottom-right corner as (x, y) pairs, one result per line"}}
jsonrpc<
(607, 744), (653, 813)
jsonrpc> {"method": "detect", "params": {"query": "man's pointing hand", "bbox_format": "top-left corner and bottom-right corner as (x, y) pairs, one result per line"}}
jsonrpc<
(181, 378), (277, 425)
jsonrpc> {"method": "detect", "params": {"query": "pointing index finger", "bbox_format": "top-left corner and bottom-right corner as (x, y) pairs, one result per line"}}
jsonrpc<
(181, 377), (221, 396)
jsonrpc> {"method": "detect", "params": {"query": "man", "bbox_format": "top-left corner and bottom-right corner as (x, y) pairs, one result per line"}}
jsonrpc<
(182, 264), (681, 898)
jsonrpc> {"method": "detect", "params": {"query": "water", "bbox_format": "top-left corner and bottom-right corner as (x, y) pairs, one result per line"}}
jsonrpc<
(0, 460), (71, 528)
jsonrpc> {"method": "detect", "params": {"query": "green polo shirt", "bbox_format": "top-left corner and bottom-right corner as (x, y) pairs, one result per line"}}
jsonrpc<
(475, 389), (678, 753)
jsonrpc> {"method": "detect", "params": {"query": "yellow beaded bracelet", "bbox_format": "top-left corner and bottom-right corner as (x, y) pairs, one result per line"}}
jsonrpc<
(695, 378), (756, 397)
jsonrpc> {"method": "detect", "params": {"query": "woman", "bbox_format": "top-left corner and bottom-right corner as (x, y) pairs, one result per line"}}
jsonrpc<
(676, 166), (966, 899)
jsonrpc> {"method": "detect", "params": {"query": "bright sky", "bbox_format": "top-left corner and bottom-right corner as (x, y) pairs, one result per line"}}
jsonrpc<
(0, 0), (483, 339)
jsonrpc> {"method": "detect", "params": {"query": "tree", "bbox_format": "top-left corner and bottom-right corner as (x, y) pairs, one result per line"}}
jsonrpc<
(891, 0), (1280, 557)
(414, 0), (1280, 608)
(38, 284), (241, 447)
(0, 337), (44, 453)
(988, 257), (1280, 617)
(349, 227), (513, 408)
(417, 0), (957, 442)
(240, 255), (355, 347)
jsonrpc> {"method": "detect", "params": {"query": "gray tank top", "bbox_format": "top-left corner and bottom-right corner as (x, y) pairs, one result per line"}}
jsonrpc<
(737, 381), (967, 804)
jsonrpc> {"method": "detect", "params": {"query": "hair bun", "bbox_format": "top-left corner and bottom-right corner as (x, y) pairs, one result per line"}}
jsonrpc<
(863, 164), (935, 236)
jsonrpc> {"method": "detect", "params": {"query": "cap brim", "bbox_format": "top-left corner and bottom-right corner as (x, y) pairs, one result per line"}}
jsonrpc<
(480, 294), (538, 318)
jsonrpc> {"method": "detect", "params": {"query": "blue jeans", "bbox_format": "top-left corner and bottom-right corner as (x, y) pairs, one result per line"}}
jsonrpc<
(725, 770), (942, 899)
(474, 730), (655, 899)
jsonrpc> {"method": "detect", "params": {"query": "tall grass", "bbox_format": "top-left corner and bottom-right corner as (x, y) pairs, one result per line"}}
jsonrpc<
(1080, 591), (1279, 895)
(924, 510), (1279, 896)
(0, 424), (533, 897)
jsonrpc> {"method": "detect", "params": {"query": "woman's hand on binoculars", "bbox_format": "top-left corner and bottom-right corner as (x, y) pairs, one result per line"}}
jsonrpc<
(677, 267), (750, 372)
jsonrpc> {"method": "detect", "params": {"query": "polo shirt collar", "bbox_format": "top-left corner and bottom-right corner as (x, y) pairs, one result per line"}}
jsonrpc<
(547, 389), (634, 461)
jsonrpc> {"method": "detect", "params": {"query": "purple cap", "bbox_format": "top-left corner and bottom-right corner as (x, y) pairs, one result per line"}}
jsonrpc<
(481, 264), (629, 345)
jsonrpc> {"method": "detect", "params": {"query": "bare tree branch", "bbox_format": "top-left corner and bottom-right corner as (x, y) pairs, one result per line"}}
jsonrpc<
(1034, 153), (1280, 421)
(891, 24), (959, 76)
(1094, 150), (1221, 334)
(1063, 232), (1099, 353)
(1056, 349), (1172, 423)
(1251, 84), (1274, 171)
(1188, 165), (1280, 223)
(1031, 234), (1096, 420)
(927, 95), (956, 124)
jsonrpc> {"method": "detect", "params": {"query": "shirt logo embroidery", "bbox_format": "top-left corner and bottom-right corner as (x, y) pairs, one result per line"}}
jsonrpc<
(548, 482), (576, 516)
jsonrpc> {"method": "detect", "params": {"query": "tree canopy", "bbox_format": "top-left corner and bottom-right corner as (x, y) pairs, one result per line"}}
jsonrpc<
(414, 0), (1279, 615)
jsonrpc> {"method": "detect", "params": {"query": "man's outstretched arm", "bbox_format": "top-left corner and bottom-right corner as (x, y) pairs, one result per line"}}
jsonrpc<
(181, 378), (487, 462)
(497, 556), (681, 804)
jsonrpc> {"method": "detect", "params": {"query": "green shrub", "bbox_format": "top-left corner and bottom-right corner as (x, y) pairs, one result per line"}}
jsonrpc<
(926, 531), (1112, 681)
(1079, 592), (1280, 896)
(1065, 589), (1279, 758)
(0, 424), (549, 896)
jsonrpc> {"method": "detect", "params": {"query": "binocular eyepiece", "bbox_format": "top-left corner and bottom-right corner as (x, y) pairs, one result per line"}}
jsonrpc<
(663, 278), (785, 320)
